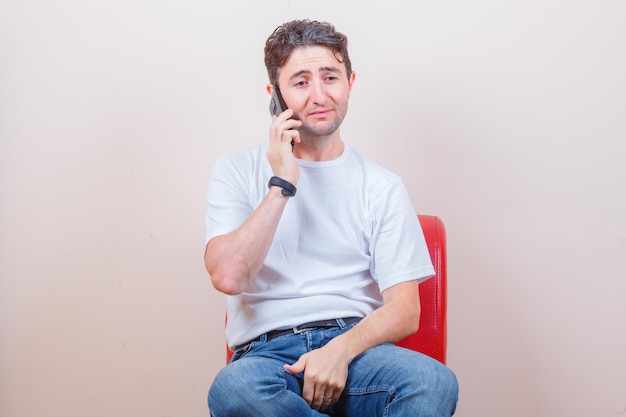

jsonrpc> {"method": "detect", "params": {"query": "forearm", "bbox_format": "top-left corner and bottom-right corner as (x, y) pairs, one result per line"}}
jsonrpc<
(283, 281), (422, 408)
(328, 281), (421, 361)
(205, 186), (289, 295)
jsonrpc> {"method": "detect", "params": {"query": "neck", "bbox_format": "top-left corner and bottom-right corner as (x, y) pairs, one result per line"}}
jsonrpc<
(293, 136), (345, 161)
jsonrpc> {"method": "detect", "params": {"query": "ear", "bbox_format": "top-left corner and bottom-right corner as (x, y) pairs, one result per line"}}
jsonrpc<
(348, 72), (356, 93)
(266, 83), (274, 95)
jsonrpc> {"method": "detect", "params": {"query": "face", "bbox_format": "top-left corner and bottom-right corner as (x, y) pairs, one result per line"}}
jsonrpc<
(275, 46), (355, 141)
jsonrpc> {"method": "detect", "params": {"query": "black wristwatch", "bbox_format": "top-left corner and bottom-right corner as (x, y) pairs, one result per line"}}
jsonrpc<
(268, 176), (297, 197)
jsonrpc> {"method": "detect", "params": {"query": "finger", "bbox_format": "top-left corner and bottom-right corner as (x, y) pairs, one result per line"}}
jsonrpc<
(301, 378), (315, 407)
(308, 377), (332, 410)
(273, 109), (302, 130)
(276, 107), (294, 120)
(270, 118), (301, 147)
(268, 117), (284, 143)
(283, 358), (305, 375)
(271, 108), (298, 125)
(284, 129), (301, 146)
(309, 385), (326, 411)
(319, 392), (333, 412)
(285, 118), (303, 130)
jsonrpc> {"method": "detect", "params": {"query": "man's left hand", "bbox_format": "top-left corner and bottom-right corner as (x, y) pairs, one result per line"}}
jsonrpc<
(283, 342), (350, 412)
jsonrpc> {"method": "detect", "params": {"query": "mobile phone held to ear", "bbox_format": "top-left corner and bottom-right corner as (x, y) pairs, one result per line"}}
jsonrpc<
(269, 86), (288, 116)
(268, 86), (294, 151)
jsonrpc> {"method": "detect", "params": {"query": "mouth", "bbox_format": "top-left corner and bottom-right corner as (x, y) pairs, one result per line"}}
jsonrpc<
(308, 108), (333, 118)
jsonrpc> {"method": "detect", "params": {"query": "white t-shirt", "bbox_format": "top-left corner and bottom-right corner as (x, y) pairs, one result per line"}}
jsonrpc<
(205, 142), (435, 348)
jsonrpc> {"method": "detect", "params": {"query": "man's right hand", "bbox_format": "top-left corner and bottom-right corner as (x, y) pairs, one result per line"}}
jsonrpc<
(267, 108), (302, 185)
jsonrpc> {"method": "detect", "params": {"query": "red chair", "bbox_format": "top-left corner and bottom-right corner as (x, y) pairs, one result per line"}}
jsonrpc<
(396, 214), (448, 364)
(227, 214), (448, 364)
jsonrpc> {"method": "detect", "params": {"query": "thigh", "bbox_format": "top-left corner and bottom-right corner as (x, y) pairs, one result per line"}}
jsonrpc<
(334, 344), (458, 417)
(209, 335), (327, 417)
(346, 343), (448, 386)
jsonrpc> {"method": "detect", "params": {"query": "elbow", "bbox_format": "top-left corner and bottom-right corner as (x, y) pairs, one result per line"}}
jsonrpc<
(403, 306), (421, 337)
(205, 257), (248, 295)
(407, 316), (420, 336)
(204, 238), (252, 295)
(209, 270), (244, 295)
(205, 258), (245, 295)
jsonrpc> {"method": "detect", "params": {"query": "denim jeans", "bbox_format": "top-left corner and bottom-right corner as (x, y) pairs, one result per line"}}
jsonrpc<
(208, 321), (458, 416)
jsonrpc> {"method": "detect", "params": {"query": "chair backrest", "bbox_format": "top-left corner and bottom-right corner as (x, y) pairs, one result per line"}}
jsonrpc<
(396, 214), (448, 364)
(226, 214), (447, 364)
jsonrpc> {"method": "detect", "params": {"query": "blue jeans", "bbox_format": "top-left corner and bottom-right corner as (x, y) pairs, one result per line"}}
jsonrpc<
(208, 322), (458, 416)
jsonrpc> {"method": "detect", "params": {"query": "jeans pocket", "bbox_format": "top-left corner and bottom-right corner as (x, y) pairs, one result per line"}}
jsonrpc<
(230, 342), (255, 362)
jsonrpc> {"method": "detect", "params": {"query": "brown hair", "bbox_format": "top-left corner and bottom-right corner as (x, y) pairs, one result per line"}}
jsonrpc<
(264, 19), (352, 87)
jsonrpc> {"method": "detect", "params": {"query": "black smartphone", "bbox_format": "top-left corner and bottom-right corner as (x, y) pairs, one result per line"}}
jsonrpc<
(269, 86), (288, 116)
(268, 86), (294, 151)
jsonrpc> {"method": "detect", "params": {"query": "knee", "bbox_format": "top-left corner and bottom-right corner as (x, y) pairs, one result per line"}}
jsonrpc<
(208, 365), (253, 416)
(393, 355), (458, 415)
(208, 360), (290, 417)
(435, 364), (459, 401)
(421, 361), (459, 415)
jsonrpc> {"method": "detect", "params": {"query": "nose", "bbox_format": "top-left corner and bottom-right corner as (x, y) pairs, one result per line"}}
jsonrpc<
(309, 81), (327, 104)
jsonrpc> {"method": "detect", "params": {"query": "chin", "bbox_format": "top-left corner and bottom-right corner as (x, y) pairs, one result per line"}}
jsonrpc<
(300, 120), (342, 138)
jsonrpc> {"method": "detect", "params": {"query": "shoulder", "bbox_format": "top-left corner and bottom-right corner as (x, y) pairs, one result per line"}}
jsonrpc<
(216, 142), (267, 165)
(212, 142), (269, 175)
(345, 144), (403, 189)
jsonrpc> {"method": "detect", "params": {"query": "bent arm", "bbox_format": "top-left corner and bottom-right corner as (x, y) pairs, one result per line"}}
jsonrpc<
(205, 108), (302, 295)
(284, 279), (421, 409)
(330, 279), (421, 359)
(204, 186), (289, 295)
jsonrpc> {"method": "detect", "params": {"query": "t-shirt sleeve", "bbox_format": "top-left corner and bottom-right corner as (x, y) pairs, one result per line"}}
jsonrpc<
(369, 178), (435, 292)
(204, 157), (253, 245)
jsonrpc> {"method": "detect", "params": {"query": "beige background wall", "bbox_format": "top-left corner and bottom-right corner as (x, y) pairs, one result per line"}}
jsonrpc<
(1, 1), (625, 416)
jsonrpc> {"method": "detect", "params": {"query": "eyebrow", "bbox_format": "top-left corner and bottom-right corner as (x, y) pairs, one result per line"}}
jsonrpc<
(289, 66), (342, 81)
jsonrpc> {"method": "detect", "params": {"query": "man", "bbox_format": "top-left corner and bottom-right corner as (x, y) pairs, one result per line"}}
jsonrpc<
(205, 19), (458, 416)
